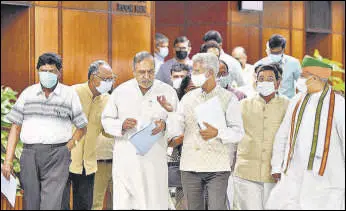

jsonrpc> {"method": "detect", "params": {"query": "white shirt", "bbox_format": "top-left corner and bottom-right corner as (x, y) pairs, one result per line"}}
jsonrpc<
(6, 83), (88, 144)
(154, 53), (165, 76)
(237, 64), (256, 98)
(167, 85), (245, 172)
(220, 49), (246, 87)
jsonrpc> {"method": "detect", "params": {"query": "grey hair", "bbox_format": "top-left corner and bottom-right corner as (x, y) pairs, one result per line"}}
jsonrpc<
(192, 53), (219, 76)
(133, 51), (154, 70)
(155, 33), (169, 47)
(88, 60), (111, 79)
(232, 46), (247, 56)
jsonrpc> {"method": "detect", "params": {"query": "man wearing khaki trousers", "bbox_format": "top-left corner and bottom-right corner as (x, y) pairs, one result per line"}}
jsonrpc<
(92, 133), (114, 210)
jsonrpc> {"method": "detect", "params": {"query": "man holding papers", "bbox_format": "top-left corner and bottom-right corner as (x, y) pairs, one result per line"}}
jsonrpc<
(167, 53), (244, 210)
(101, 51), (179, 209)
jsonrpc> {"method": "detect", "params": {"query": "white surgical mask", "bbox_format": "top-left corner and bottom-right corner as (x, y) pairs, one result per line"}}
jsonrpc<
(172, 78), (183, 89)
(191, 73), (207, 87)
(269, 54), (283, 63)
(39, 72), (58, 88)
(256, 81), (276, 96)
(96, 81), (113, 94)
(158, 47), (169, 58)
(296, 78), (308, 93)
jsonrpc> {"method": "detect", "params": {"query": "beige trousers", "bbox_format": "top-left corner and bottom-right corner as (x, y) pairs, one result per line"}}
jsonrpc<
(92, 162), (113, 210)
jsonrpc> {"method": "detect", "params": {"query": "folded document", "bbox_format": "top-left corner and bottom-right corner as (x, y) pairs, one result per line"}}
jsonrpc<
(129, 122), (163, 156)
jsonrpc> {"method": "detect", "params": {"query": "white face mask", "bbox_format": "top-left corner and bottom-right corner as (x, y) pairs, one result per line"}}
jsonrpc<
(158, 47), (169, 58)
(191, 73), (207, 87)
(172, 78), (183, 89)
(296, 78), (308, 93)
(256, 81), (276, 96)
(96, 81), (113, 94)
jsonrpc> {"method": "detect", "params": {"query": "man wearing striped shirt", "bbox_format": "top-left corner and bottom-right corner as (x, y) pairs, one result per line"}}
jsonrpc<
(1, 52), (88, 210)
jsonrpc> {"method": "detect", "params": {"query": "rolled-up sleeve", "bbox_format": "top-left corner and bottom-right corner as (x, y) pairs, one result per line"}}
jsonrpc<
(71, 89), (88, 129)
(6, 89), (27, 125)
(217, 95), (244, 144)
(101, 91), (124, 138)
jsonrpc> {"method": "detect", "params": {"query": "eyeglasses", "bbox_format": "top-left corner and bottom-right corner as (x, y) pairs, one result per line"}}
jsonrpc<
(174, 47), (189, 51)
(257, 76), (276, 82)
(93, 74), (117, 82)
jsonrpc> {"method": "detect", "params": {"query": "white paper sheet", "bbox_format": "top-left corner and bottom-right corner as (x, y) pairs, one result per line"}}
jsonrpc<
(1, 169), (17, 207)
(194, 96), (227, 141)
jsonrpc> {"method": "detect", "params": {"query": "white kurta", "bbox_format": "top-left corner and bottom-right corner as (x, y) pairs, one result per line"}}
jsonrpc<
(267, 88), (345, 210)
(101, 79), (179, 210)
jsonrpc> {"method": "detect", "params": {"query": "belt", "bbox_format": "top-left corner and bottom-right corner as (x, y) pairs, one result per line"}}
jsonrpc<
(168, 162), (180, 167)
(97, 159), (113, 163)
(23, 142), (67, 149)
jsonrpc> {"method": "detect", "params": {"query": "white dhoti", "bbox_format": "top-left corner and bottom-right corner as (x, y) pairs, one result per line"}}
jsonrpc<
(231, 176), (275, 210)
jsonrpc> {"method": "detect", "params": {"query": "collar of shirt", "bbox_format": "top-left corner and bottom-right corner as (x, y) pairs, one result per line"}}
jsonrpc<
(133, 78), (155, 97)
(82, 81), (105, 102)
(200, 85), (221, 99)
(36, 82), (62, 96)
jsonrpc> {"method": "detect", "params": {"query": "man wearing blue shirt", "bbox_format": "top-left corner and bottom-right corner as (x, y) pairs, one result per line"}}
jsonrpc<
(254, 34), (301, 99)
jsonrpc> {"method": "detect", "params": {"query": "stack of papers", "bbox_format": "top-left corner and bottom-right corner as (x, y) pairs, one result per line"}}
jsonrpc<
(1, 170), (17, 207)
(129, 122), (163, 156)
(194, 96), (227, 141)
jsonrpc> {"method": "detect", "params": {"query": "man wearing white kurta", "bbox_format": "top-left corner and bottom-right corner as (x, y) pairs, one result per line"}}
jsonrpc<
(231, 63), (289, 209)
(266, 56), (345, 210)
(167, 53), (244, 210)
(101, 51), (179, 209)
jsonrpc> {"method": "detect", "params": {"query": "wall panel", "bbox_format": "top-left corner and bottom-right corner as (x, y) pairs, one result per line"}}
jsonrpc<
(230, 1), (260, 26)
(62, 10), (108, 85)
(186, 1), (228, 24)
(34, 1), (58, 7)
(292, 1), (304, 30)
(1, 5), (30, 92)
(332, 34), (343, 64)
(332, 1), (345, 33)
(155, 1), (184, 25)
(62, 1), (108, 11)
(112, 15), (151, 86)
(34, 7), (58, 83)
(291, 30), (304, 61)
(263, 1), (290, 28)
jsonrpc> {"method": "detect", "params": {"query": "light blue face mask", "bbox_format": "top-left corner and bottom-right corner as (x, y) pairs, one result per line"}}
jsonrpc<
(269, 54), (283, 63)
(39, 72), (58, 88)
(217, 75), (231, 88)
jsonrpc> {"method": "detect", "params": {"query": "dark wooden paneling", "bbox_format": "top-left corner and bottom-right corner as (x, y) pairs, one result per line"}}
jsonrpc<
(62, 10), (108, 85)
(263, 1), (290, 28)
(155, 1), (184, 25)
(186, 1), (227, 24)
(292, 1), (304, 30)
(1, 4), (30, 93)
(34, 6), (58, 83)
(112, 15), (151, 86)
(230, 1), (260, 25)
(186, 24), (227, 56)
(155, 25), (185, 59)
(306, 32), (332, 59)
(62, 1), (108, 11)
(230, 25), (260, 64)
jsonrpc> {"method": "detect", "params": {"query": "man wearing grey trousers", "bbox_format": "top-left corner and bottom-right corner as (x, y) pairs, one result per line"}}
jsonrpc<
(166, 53), (244, 209)
(1, 52), (88, 210)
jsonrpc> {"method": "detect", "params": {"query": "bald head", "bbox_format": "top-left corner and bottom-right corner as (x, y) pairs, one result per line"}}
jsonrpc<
(232, 46), (247, 69)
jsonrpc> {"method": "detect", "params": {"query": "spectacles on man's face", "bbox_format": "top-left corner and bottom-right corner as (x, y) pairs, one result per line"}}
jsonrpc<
(93, 73), (117, 82)
(174, 46), (189, 51)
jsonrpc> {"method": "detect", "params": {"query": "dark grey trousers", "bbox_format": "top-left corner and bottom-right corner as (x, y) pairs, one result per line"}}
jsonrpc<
(19, 143), (71, 210)
(181, 171), (230, 210)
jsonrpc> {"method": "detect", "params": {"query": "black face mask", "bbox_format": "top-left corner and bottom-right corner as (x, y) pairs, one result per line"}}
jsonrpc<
(176, 51), (188, 60)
